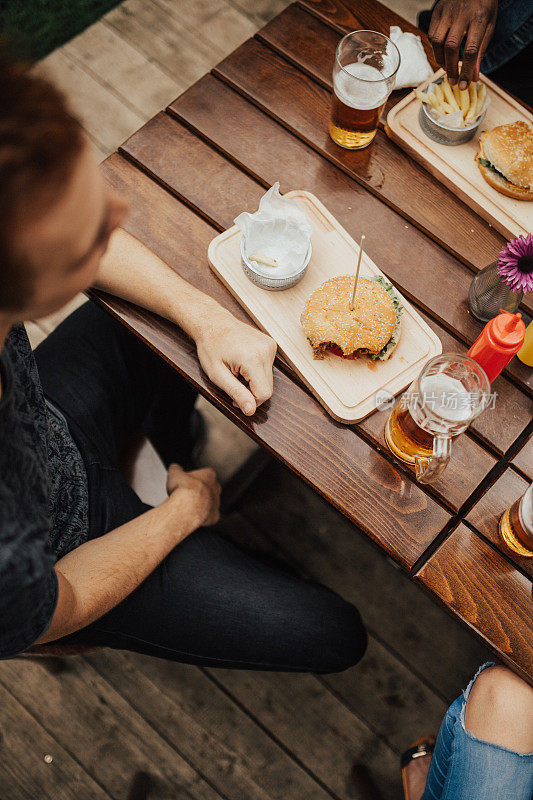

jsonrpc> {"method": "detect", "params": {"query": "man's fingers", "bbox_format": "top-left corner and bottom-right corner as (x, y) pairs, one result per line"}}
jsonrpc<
(249, 368), (273, 407)
(166, 462), (185, 494)
(473, 23), (495, 81)
(428, 13), (449, 68)
(210, 364), (257, 416)
(189, 466), (221, 491)
(444, 22), (466, 83)
(167, 463), (185, 477)
(458, 23), (484, 89)
(240, 358), (274, 407)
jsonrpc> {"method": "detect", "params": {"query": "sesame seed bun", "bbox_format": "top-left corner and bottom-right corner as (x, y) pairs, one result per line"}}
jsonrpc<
(476, 122), (533, 200)
(301, 276), (397, 359)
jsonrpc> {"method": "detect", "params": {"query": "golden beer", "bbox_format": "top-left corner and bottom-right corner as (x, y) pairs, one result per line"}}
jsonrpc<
(499, 488), (533, 558)
(385, 373), (475, 465)
(384, 403), (469, 465)
(384, 355), (490, 483)
(329, 90), (387, 149)
(329, 30), (400, 150)
(385, 404), (434, 464)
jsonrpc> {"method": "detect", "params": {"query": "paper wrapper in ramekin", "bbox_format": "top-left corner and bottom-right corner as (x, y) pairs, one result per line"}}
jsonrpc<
(235, 182), (312, 290)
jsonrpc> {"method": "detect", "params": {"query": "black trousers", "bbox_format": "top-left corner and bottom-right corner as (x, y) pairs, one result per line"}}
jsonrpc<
(35, 302), (367, 672)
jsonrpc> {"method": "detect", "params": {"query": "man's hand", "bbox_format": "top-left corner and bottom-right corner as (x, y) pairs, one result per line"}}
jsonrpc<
(37, 464), (222, 645)
(167, 464), (221, 528)
(429, 0), (497, 89)
(95, 230), (277, 416)
(196, 315), (277, 416)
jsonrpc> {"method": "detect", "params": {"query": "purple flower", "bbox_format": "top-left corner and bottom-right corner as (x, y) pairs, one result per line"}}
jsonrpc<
(498, 234), (533, 294)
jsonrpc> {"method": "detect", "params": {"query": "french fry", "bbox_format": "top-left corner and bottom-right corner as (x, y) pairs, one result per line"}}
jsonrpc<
(465, 82), (479, 121)
(414, 88), (431, 104)
(459, 88), (470, 115)
(475, 83), (487, 116)
(452, 83), (461, 108)
(468, 82), (478, 108)
(249, 253), (278, 267)
(440, 101), (455, 114)
(434, 83), (445, 105)
(441, 77), (459, 110)
(416, 88), (440, 110)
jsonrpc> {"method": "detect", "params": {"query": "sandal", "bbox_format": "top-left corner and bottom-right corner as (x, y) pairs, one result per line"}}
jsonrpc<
(401, 736), (436, 800)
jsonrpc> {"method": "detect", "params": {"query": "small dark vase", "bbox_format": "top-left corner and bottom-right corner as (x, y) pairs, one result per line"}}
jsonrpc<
(468, 261), (523, 322)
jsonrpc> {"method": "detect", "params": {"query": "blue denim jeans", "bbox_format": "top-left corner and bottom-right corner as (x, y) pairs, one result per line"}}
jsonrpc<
(422, 663), (533, 800)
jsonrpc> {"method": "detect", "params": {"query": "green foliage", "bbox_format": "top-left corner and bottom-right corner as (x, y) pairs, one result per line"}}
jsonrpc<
(1, 0), (122, 61)
(370, 275), (404, 361)
(478, 157), (506, 180)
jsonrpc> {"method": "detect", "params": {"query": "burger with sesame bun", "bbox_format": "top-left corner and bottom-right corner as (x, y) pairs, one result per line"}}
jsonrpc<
(475, 121), (533, 201)
(301, 275), (403, 361)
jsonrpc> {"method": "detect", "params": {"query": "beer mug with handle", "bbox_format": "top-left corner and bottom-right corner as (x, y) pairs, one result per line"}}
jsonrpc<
(385, 354), (491, 484)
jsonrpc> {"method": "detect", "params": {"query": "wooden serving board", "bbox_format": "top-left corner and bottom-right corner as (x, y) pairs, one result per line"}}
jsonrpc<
(208, 190), (441, 423)
(385, 69), (533, 239)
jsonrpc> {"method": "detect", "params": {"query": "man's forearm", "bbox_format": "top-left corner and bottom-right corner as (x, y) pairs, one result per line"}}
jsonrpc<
(37, 492), (201, 644)
(94, 226), (277, 417)
(93, 228), (232, 342)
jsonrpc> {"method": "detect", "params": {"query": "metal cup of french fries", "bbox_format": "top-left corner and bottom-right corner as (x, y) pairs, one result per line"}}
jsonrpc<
(415, 76), (489, 145)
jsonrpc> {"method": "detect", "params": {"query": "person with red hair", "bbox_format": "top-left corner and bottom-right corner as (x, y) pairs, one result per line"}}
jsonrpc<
(0, 53), (367, 672)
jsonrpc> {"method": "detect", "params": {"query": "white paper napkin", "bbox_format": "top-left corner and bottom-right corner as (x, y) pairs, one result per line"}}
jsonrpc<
(389, 25), (433, 89)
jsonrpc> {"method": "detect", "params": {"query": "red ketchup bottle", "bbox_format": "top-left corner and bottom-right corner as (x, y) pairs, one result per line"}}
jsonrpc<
(467, 310), (526, 383)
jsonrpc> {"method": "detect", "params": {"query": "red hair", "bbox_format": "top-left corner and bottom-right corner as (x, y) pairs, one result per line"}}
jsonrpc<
(0, 48), (84, 310)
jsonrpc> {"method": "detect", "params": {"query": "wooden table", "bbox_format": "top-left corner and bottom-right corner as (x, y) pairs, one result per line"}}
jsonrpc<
(94, 0), (533, 683)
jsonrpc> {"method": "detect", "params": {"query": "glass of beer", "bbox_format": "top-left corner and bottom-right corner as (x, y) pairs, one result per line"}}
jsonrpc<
(330, 30), (400, 150)
(499, 484), (533, 557)
(385, 354), (491, 484)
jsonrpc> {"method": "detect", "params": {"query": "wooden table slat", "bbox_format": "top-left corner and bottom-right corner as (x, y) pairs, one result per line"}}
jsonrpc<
(261, 4), (533, 322)
(258, 6), (533, 319)
(466, 468), (533, 577)
(119, 111), (510, 510)
(210, 40), (533, 390)
(301, 0), (533, 118)
(416, 523), (533, 684)
(101, 153), (452, 567)
(299, 0), (437, 71)
(93, 0), (533, 678)
(512, 434), (533, 481)
(241, 14), (503, 270)
(166, 75), (533, 451)
(213, 36), (505, 271)
(258, 4), (411, 124)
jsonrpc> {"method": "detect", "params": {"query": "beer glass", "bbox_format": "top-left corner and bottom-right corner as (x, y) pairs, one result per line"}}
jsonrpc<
(385, 354), (491, 484)
(330, 30), (400, 150)
(499, 484), (533, 557)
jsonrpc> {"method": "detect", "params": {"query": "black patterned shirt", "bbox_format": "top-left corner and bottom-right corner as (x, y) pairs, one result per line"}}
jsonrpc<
(0, 324), (89, 657)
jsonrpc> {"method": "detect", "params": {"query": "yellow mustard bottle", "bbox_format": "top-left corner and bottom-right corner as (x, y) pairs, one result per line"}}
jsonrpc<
(517, 320), (533, 366)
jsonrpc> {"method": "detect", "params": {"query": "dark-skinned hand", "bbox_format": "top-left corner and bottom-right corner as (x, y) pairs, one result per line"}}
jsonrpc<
(428, 0), (498, 89)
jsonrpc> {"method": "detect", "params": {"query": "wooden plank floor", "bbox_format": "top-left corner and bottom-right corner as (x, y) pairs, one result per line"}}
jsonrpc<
(0, 463), (494, 800)
(0, 2), (498, 799)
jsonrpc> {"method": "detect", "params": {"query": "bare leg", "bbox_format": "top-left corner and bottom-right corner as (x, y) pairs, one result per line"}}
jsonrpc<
(464, 666), (533, 754)
(403, 666), (533, 800)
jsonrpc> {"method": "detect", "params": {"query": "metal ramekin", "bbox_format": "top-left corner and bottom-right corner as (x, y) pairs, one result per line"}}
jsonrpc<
(240, 237), (312, 291)
(419, 79), (486, 146)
